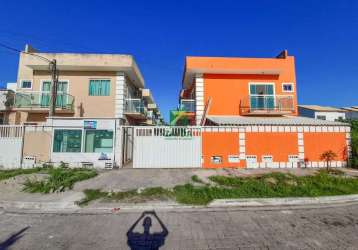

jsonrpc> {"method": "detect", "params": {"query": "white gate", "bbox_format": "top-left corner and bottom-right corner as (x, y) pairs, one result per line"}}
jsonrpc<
(0, 126), (23, 169)
(133, 127), (202, 168)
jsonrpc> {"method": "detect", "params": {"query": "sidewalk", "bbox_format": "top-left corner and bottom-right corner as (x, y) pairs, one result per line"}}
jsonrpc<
(1, 168), (357, 214)
(2, 194), (358, 214)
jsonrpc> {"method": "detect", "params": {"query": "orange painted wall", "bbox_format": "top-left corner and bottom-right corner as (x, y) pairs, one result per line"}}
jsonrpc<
(202, 132), (243, 168)
(304, 133), (347, 161)
(193, 56), (298, 116)
(246, 132), (298, 162)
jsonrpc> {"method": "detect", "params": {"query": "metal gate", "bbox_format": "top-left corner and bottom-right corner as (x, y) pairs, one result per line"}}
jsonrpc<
(133, 127), (202, 168)
(0, 126), (23, 169)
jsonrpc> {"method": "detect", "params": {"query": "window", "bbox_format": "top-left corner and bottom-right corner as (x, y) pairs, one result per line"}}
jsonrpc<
(282, 83), (294, 92)
(249, 83), (275, 110)
(228, 155), (240, 163)
(211, 156), (222, 164)
(53, 130), (82, 153)
(246, 155), (257, 162)
(85, 130), (113, 153)
(288, 155), (299, 162)
(89, 79), (110, 96)
(41, 81), (69, 107)
(21, 80), (32, 89)
(262, 155), (273, 163)
(317, 115), (326, 120)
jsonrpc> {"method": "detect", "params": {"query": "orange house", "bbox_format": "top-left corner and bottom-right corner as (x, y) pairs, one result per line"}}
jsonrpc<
(177, 51), (351, 169)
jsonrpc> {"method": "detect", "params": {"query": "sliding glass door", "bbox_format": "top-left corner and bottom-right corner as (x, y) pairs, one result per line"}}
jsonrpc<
(41, 81), (68, 107)
(249, 84), (275, 110)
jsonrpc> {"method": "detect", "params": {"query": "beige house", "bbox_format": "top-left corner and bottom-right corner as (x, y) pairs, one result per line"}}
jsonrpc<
(2, 44), (163, 125)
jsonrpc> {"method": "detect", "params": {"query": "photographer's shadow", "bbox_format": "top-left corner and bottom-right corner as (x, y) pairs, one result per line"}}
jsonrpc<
(127, 211), (168, 250)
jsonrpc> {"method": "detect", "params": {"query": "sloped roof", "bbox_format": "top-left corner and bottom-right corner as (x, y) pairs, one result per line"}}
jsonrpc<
(298, 105), (345, 112)
(206, 115), (347, 126)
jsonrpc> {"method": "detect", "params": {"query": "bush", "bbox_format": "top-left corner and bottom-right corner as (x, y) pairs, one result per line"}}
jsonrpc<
(350, 120), (358, 168)
(23, 168), (97, 193)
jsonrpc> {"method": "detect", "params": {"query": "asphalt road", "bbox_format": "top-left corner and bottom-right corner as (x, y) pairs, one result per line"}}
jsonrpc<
(0, 204), (358, 250)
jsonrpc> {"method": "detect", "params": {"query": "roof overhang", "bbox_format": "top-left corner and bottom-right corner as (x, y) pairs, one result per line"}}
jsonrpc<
(183, 68), (281, 88)
(22, 53), (145, 88)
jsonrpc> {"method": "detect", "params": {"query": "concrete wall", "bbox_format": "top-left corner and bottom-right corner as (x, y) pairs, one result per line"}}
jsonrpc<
(33, 70), (117, 118)
(201, 125), (350, 169)
(17, 52), (144, 88)
(185, 56), (298, 122)
(23, 127), (52, 164)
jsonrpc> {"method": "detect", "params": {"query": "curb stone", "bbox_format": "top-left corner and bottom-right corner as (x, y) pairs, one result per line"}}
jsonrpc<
(1, 194), (358, 214)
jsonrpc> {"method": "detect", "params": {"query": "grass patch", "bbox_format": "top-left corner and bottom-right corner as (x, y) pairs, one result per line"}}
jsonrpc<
(23, 168), (97, 193)
(78, 171), (358, 206)
(76, 189), (108, 206)
(0, 168), (46, 181)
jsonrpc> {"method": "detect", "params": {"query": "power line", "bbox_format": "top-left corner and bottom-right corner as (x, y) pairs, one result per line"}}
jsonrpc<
(0, 42), (52, 63)
(0, 41), (58, 116)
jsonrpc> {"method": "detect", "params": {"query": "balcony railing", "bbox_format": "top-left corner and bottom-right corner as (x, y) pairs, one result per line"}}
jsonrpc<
(179, 99), (195, 112)
(240, 95), (295, 115)
(13, 91), (75, 111)
(124, 98), (145, 114)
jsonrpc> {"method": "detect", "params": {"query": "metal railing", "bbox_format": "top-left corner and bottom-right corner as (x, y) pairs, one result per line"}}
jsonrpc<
(240, 95), (295, 115)
(13, 91), (75, 111)
(180, 99), (195, 112)
(125, 98), (145, 114)
(0, 125), (24, 138)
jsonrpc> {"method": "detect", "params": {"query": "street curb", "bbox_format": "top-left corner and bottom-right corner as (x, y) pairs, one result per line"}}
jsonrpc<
(209, 194), (358, 207)
(1, 194), (358, 214)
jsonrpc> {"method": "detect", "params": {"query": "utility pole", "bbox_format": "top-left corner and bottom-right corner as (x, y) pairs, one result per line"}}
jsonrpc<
(49, 59), (58, 117)
(0, 43), (59, 117)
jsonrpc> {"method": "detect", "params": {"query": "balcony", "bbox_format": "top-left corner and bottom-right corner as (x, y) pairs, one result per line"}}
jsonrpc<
(240, 95), (295, 115)
(124, 98), (146, 119)
(12, 91), (75, 112)
(179, 99), (195, 112)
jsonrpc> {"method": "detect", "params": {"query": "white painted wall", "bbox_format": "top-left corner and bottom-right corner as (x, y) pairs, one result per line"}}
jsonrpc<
(48, 118), (118, 168)
(0, 138), (22, 169)
(314, 111), (345, 121)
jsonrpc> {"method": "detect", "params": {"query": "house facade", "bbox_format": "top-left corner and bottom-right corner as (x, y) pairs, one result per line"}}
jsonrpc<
(342, 107), (358, 120)
(172, 51), (351, 169)
(1, 45), (163, 126)
(0, 45), (164, 168)
(298, 105), (346, 121)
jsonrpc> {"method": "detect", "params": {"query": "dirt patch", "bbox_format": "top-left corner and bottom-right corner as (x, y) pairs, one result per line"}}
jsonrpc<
(0, 173), (49, 191)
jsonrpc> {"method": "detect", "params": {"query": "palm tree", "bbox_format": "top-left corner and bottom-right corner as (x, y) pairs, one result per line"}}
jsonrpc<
(320, 150), (337, 171)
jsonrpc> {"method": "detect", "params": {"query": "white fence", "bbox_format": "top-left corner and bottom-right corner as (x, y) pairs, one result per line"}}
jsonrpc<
(133, 127), (202, 168)
(0, 125), (23, 169)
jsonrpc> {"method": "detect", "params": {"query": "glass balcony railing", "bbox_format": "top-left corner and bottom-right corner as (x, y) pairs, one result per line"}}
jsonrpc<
(124, 98), (145, 114)
(179, 99), (195, 112)
(240, 95), (295, 115)
(14, 91), (75, 111)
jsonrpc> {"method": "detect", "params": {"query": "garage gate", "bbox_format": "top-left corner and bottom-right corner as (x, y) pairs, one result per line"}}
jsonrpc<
(132, 126), (202, 168)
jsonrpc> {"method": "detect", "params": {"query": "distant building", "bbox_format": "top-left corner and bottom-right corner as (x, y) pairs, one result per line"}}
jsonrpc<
(298, 105), (346, 121)
(341, 107), (358, 120)
(6, 82), (17, 92)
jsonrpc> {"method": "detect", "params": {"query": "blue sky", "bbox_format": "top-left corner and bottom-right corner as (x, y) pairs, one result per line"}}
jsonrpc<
(0, 0), (357, 121)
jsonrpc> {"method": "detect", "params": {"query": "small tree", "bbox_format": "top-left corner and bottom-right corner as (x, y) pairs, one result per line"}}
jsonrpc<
(320, 150), (337, 171)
